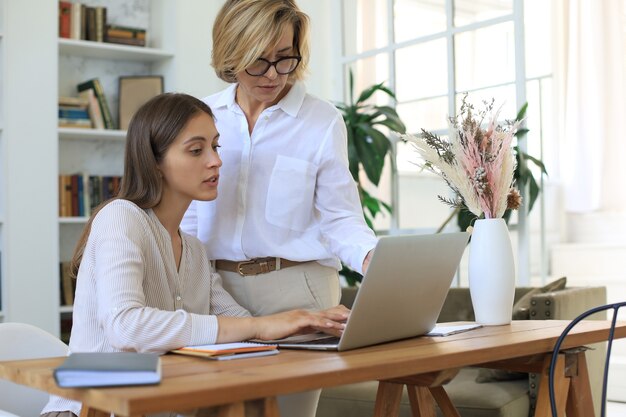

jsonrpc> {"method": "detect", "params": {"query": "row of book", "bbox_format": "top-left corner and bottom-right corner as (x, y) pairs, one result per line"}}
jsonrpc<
(59, 78), (114, 129)
(59, 174), (122, 218)
(59, 1), (147, 47)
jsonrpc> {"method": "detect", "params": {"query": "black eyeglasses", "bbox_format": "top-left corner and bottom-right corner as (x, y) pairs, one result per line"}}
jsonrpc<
(245, 56), (302, 76)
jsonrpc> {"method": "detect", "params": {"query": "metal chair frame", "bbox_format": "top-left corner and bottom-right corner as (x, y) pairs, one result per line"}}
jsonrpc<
(548, 301), (626, 417)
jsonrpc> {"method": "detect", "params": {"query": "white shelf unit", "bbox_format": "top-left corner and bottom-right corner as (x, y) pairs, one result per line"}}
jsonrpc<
(0, 0), (5, 322)
(56, 2), (179, 335)
(59, 38), (173, 62)
(58, 127), (126, 141)
(0, 0), (220, 337)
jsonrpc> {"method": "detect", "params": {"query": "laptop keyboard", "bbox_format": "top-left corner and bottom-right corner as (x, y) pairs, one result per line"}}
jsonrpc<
(299, 336), (341, 345)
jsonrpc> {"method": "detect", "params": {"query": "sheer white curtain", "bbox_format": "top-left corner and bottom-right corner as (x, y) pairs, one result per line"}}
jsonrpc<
(556, 0), (626, 212)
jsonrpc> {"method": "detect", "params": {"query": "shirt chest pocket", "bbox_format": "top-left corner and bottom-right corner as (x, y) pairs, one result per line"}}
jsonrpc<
(265, 155), (317, 232)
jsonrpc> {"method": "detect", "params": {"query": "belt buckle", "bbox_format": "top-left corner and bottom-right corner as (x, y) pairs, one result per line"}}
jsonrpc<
(236, 259), (257, 276)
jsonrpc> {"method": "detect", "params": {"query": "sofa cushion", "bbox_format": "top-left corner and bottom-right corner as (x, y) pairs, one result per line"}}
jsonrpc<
(511, 277), (567, 320)
(475, 368), (527, 384)
(317, 368), (529, 417)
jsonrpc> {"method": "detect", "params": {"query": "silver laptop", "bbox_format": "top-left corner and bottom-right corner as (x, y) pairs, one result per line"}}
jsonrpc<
(266, 232), (469, 351)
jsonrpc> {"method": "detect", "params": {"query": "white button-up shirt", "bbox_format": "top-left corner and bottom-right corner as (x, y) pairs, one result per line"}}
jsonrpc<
(181, 81), (377, 273)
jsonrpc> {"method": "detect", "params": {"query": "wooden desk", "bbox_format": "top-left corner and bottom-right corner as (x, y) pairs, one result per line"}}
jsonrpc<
(1, 320), (624, 417)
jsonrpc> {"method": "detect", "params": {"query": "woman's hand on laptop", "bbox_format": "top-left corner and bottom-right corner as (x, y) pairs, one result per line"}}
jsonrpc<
(251, 305), (350, 340)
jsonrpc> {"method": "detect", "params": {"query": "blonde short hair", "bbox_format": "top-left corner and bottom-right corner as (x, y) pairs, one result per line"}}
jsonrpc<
(212, 0), (310, 83)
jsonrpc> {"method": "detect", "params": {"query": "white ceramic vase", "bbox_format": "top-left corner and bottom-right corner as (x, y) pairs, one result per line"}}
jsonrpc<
(468, 218), (516, 326)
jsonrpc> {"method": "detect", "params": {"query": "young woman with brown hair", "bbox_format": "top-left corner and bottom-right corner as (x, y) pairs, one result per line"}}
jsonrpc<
(41, 92), (348, 417)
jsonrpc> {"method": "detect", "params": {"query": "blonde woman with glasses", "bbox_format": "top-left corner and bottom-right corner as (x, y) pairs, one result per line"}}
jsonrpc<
(182, 2), (378, 416)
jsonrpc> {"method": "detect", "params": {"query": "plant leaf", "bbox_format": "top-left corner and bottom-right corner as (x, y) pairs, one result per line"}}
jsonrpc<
(527, 175), (540, 212)
(375, 118), (406, 133)
(355, 125), (391, 185)
(516, 102), (528, 122)
(522, 152), (548, 175)
(515, 127), (529, 138)
(348, 69), (355, 106)
(356, 83), (384, 104)
(340, 264), (363, 285)
(346, 126), (360, 182)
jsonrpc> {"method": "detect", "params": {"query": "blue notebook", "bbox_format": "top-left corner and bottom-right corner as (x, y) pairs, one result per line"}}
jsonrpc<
(54, 352), (161, 388)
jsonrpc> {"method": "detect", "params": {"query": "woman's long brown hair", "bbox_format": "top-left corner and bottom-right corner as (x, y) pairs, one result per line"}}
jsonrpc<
(69, 93), (214, 278)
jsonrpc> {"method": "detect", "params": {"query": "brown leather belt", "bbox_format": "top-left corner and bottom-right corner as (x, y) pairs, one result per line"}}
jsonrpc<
(215, 257), (305, 276)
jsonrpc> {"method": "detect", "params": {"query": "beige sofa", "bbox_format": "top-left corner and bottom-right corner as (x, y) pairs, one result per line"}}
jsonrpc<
(316, 285), (606, 417)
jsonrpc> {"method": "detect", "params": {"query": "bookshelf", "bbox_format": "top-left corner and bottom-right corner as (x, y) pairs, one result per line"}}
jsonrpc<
(59, 38), (173, 61)
(0, 0), (220, 336)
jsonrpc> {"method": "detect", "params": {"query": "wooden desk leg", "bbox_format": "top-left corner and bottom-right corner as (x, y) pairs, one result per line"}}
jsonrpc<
(534, 354), (570, 417)
(216, 402), (245, 417)
(215, 398), (280, 417)
(429, 386), (461, 417)
(374, 381), (404, 417)
(405, 385), (461, 417)
(260, 397), (280, 417)
(565, 351), (595, 417)
(407, 385), (436, 417)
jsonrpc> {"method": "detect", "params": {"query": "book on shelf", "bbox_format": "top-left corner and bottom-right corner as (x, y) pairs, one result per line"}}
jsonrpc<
(59, 96), (89, 108)
(77, 88), (105, 129)
(107, 24), (147, 39)
(85, 6), (107, 42)
(105, 36), (146, 47)
(58, 96), (92, 128)
(70, 2), (86, 40)
(59, 1), (72, 39)
(77, 78), (115, 129)
(59, 175), (69, 217)
(59, 174), (122, 217)
(58, 118), (92, 129)
(95, 7), (107, 42)
(171, 342), (278, 360)
(54, 352), (161, 388)
(59, 107), (90, 120)
(106, 24), (146, 47)
(85, 7), (97, 42)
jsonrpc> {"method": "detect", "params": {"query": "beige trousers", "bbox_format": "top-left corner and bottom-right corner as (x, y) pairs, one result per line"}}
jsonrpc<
(218, 261), (341, 417)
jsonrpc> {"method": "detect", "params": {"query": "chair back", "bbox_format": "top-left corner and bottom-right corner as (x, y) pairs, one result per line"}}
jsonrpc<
(0, 323), (68, 417)
(548, 301), (626, 417)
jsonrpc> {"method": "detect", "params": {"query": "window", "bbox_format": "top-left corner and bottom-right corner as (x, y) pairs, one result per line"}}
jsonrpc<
(339, 0), (554, 283)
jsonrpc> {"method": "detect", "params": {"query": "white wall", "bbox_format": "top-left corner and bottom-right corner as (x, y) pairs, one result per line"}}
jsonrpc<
(298, 1), (340, 101)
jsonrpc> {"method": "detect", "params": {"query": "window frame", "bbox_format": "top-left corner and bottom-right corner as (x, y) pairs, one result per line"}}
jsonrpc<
(335, 0), (537, 284)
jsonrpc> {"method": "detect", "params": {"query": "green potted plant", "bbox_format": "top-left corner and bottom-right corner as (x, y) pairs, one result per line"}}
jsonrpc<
(335, 70), (407, 284)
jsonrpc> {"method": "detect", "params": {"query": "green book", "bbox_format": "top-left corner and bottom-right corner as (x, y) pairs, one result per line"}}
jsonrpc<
(76, 78), (115, 129)
(54, 352), (161, 388)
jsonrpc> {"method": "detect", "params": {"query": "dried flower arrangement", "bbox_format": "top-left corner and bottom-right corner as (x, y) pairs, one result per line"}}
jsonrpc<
(404, 97), (522, 220)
